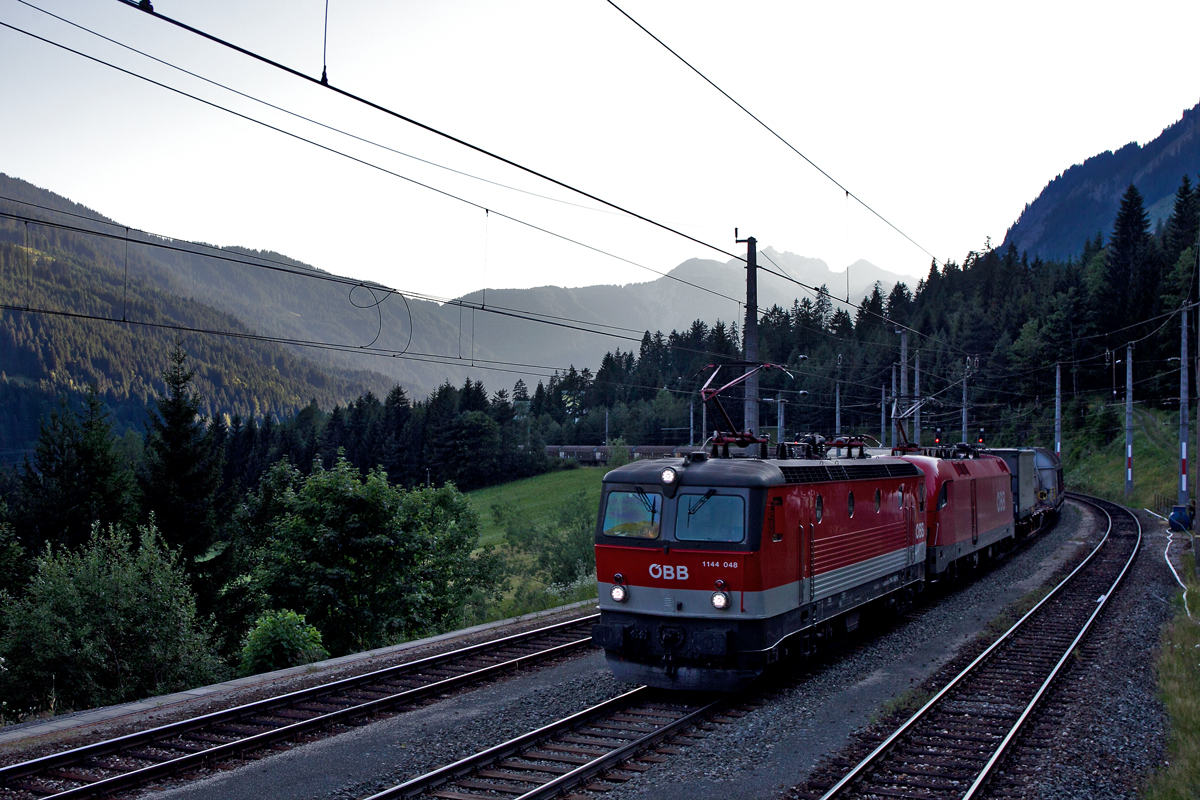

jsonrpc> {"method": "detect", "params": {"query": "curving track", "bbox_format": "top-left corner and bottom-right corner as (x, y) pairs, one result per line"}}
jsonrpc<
(812, 493), (1141, 800)
(0, 615), (598, 800)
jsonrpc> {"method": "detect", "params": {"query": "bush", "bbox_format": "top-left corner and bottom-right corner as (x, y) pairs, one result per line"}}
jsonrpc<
(0, 522), (223, 712)
(499, 490), (596, 585)
(607, 438), (631, 468)
(255, 457), (502, 655)
(239, 609), (328, 676)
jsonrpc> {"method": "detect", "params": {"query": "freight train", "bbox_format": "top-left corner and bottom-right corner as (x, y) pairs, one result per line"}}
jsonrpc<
(590, 365), (1063, 691)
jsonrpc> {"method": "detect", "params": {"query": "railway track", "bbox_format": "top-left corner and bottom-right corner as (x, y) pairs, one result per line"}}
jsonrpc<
(810, 493), (1140, 800)
(361, 686), (729, 800)
(0, 614), (599, 800)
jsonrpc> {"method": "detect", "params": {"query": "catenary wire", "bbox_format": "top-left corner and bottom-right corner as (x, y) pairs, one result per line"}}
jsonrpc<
(112, 0), (748, 265)
(604, 0), (940, 265)
(16, 0), (625, 220)
(0, 19), (744, 312)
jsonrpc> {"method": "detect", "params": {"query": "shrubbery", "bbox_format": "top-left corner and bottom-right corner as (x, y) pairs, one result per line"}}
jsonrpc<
(496, 489), (596, 586)
(239, 610), (328, 676)
(0, 522), (223, 712)
(253, 456), (502, 656)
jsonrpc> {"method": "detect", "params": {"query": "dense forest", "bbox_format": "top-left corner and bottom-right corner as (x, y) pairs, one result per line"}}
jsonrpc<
(0, 173), (1197, 718)
(534, 176), (1200, 453)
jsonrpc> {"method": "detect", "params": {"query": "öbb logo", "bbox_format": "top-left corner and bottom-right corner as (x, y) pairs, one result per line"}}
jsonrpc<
(649, 564), (689, 580)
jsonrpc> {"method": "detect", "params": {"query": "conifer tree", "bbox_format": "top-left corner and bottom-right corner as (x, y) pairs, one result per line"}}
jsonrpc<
(1164, 174), (1199, 280)
(1102, 184), (1157, 340)
(139, 346), (223, 567)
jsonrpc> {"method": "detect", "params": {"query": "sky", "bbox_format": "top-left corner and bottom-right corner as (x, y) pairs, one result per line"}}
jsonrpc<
(2, 0), (1199, 309)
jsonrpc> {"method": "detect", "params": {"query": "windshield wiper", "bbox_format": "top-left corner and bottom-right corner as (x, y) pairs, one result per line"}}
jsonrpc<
(635, 487), (659, 520)
(687, 489), (717, 518)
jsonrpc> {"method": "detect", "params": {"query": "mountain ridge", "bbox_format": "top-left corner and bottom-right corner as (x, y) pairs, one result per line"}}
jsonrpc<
(1003, 101), (1200, 259)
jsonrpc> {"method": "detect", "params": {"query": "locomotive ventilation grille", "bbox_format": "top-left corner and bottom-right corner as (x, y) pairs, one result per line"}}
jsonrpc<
(778, 462), (920, 484)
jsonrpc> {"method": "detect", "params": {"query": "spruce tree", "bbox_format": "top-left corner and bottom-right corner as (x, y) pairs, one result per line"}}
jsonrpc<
(139, 346), (223, 567)
(1164, 174), (1199, 278)
(1101, 184), (1156, 340)
(15, 387), (132, 552)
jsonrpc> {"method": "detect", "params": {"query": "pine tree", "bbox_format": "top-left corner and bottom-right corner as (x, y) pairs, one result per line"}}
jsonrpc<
(14, 388), (133, 552)
(138, 346), (223, 567)
(1102, 184), (1157, 340)
(1164, 174), (1199, 281)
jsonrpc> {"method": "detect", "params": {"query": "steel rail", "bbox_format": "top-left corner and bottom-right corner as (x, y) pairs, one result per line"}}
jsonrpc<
(0, 614), (598, 799)
(818, 493), (1135, 800)
(962, 495), (1141, 798)
(363, 686), (725, 800)
(515, 697), (724, 800)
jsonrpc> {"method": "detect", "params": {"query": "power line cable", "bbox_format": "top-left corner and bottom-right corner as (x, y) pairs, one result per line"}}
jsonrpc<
(113, 0), (747, 265)
(16, 0), (623, 219)
(0, 19), (744, 312)
(604, 0), (939, 265)
(1, 208), (755, 367)
(0, 194), (656, 338)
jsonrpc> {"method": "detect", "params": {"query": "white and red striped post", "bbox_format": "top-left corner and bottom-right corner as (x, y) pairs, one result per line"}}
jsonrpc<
(1125, 344), (1133, 499)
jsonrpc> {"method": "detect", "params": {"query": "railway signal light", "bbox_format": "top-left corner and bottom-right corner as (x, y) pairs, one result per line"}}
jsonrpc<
(978, 427), (985, 444)
(934, 427), (941, 445)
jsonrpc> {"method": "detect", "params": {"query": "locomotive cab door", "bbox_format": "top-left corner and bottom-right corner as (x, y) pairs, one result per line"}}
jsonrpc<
(905, 487), (915, 567)
(970, 479), (979, 545)
(800, 491), (817, 607)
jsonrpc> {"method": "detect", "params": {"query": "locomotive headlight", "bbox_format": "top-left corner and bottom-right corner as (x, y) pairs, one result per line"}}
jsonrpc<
(610, 584), (628, 603)
(660, 467), (679, 497)
(711, 590), (730, 610)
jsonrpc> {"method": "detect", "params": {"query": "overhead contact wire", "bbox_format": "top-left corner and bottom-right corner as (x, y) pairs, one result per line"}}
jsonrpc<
(112, 0), (746, 265)
(0, 20), (743, 312)
(604, 0), (939, 264)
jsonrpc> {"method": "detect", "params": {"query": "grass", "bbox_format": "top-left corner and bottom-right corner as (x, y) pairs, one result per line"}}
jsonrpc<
(460, 466), (606, 624)
(465, 466), (607, 547)
(1065, 405), (1179, 509)
(1145, 551), (1200, 800)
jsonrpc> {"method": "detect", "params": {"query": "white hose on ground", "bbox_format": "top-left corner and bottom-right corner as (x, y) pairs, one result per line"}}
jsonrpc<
(1146, 508), (1193, 620)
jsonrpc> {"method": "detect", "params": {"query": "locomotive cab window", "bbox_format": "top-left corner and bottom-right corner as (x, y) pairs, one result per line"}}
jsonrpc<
(675, 492), (745, 543)
(874, 488), (882, 512)
(937, 482), (949, 510)
(847, 491), (855, 517)
(815, 494), (823, 523)
(602, 489), (662, 539)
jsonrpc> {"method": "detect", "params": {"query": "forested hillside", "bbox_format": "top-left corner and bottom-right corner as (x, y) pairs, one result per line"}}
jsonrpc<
(0, 235), (392, 458)
(1004, 101), (1200, 260)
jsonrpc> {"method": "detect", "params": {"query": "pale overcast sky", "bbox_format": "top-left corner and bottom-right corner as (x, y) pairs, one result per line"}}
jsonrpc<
(2, 0), (1198, 304)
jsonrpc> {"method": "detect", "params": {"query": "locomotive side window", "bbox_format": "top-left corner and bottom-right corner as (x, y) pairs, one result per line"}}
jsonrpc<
(897, 487), (903, 509)
(847, 491), (855, 517)
(815, 494), (823, 523)
(937, 482), (949, 510)
(675, 492), (745, 542)
(602, 490), (662, 539)
(918, 482), (926, 512)
(874, 488), (882, 512)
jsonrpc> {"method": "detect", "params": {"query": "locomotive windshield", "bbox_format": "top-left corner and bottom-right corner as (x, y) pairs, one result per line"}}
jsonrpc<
(674, 492), (745, 543)
(602, 489), (662, 539)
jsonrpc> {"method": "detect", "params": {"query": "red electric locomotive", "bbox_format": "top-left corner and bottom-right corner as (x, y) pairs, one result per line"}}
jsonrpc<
(591, 448), (927, 691)
(591, 364), (1034, 692)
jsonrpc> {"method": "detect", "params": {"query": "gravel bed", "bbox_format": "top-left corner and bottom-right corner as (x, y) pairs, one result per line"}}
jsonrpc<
(137, 651), (623, 800)
(990, 508), (1173, 799)
(587, 504), (1099, 800)
(0, 603), (598, 767)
